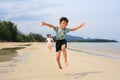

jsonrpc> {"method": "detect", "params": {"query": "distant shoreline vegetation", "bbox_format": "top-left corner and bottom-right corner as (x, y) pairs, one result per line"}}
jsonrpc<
(0, 20), (118, 42)
(53, 35), (118, 43)
(0, 20), (45, 42)
(64, 35), (118, 42)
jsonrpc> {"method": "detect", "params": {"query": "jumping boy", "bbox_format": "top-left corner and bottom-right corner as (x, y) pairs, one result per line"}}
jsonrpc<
(41, 17), (85, 69)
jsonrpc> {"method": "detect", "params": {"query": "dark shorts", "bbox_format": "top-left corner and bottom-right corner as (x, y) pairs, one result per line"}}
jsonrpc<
(56, 39), (67, 52)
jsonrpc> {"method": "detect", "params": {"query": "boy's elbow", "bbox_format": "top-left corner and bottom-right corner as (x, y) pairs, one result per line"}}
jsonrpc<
(50, 25), (54, 28)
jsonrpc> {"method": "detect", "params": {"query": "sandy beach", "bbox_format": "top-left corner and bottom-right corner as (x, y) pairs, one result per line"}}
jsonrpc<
(0, 42), (120, 80)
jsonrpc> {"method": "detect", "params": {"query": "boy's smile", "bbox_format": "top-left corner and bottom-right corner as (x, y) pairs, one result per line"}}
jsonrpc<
(59, 20), (68, 29)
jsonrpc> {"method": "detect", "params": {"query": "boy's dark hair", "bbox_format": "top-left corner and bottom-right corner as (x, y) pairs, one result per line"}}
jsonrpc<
(59, 17), (69, 23)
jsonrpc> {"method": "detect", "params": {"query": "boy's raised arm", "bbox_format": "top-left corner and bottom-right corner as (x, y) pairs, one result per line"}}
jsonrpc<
(41, 21), (54, 29)
(70, 22), (85, 31)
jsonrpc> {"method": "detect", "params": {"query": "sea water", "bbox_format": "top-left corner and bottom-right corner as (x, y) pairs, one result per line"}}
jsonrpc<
(68, 42), (120, 60)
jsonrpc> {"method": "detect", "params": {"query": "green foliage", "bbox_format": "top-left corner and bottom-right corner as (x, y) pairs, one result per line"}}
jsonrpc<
(16, 31), (28, 42)
(0, 20), (45, 42)
(0, 21), (12, 41)
(26, 33), (45, 42)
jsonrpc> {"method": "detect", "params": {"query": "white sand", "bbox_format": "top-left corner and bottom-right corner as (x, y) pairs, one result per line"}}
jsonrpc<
(0, 42), (120, 80)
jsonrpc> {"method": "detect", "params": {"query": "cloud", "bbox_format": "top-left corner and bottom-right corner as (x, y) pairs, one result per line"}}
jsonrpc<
(0, 0), (120, 41)
(0, 0), (64, 20)
(0, 0), (66, 34)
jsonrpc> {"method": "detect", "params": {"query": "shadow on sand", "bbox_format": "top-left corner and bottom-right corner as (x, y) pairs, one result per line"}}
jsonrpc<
(66, 71), (101, 79)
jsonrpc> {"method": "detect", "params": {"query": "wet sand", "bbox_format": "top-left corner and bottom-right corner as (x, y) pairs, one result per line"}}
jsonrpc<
(0, 42), (120, 80)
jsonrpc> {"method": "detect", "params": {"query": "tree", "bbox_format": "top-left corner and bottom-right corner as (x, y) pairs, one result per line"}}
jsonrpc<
(0, 25), (12, 41)
(0, 20), (46, 42)
(0, 21), (18, 42)
(27, 33), (45, 42)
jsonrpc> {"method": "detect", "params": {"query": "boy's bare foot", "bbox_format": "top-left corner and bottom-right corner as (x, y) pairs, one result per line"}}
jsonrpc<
(59, 66), (63, 69)
(64, 62), (68, 67)
(58, 63), (63, 69)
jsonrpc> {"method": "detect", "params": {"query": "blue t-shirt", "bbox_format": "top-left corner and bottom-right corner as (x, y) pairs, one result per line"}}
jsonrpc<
(54, 26), (70, 40)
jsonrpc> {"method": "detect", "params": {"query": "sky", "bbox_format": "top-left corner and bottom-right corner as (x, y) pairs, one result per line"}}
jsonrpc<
(0, 0), (120, 41)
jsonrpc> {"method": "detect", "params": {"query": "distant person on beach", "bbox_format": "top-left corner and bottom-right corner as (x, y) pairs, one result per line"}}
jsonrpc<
(45, 34), (54, 52)
(41, 17), (85, 69)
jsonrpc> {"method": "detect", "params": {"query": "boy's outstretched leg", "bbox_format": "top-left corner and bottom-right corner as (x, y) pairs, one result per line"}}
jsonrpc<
(62, 44), (68, 67)
(56, 51), (62, 69)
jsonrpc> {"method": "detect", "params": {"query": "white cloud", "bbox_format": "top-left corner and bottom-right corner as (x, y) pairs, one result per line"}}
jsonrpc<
(0, 0), (64, 20)
(0, 0), (120, 41)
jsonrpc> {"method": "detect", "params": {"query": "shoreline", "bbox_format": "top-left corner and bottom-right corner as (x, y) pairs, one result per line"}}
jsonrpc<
(0, 42), (120, 80)
(67, 47), (120, 60)
(68, 42), (120, 60)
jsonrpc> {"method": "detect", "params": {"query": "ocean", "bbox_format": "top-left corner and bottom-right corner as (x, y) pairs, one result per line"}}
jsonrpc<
(68, 42), (120, 60)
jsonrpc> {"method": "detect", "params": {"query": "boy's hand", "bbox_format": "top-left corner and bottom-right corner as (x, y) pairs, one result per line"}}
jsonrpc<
(79, 22), (85, 27)
(41, 21), (46, 26)
(70, 22), (85, 31)
(41, 21), (54, 29)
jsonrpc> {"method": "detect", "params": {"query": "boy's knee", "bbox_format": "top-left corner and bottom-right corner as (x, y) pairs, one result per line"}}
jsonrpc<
(56, 56), (60, 61)
(61, 44), (66, 50)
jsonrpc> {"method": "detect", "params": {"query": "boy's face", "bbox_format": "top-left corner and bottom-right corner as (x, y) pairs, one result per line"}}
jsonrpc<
(59, 20), (68, 29)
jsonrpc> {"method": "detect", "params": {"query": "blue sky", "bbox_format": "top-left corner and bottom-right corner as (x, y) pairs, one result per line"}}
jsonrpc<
(0, 0), (120, 41)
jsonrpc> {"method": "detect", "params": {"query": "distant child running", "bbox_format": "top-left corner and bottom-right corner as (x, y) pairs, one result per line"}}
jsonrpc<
(41, 17), (85, 69)
(45, 34), (54, 52)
